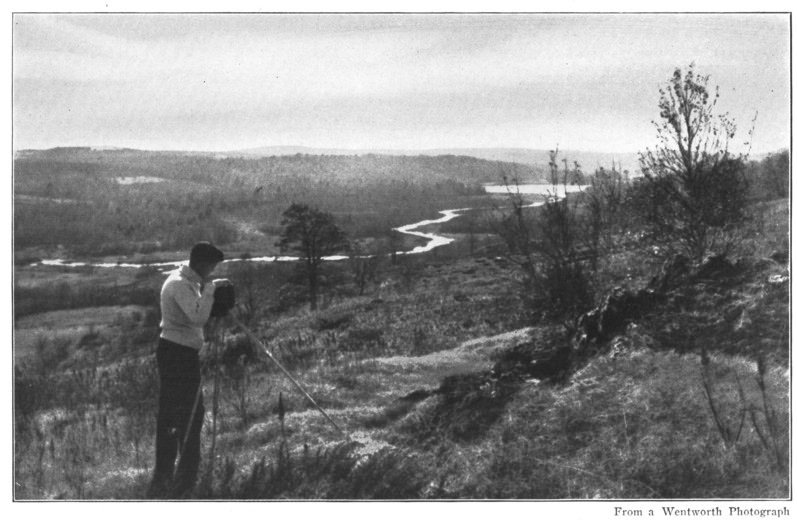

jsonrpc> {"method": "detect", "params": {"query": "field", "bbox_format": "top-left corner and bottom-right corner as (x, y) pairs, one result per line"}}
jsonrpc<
(12, 149), (790, 500)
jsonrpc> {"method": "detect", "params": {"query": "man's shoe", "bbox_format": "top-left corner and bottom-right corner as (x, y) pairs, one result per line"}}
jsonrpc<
(169, 478), (196, 500)
(145, 477), (172, 500)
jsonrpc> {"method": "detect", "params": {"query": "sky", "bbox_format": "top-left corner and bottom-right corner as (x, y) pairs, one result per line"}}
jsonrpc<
(11, 12), (792, 155)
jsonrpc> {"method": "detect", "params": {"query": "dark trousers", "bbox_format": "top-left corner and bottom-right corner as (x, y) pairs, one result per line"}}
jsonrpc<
(151, 338), (204, 493)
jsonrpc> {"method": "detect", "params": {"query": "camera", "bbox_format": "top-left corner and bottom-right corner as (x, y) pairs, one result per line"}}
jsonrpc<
(211, 283), (236, 317)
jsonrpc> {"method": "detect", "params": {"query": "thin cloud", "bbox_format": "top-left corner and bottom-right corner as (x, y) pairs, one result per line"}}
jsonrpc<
(12, 13), (790, 154)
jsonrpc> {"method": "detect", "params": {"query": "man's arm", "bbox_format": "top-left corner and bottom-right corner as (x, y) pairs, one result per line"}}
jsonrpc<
(171, 279), (217, 326)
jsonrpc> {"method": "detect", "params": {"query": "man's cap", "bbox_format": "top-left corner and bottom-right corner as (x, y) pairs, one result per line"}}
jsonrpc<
(190, 242), (225, 265)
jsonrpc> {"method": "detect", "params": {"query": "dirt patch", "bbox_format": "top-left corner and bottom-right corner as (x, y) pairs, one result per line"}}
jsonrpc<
(374, 326), (534, 372)
(362, 327), (550, 442)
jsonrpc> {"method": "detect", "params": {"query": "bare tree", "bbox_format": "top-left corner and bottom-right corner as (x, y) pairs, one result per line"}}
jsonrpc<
(495, 149), (596, 331)
(228, 253), (277, 324)
(348, 241), (382, 296)
(585, 165), (631, 270)
(637, 64), (750, 259)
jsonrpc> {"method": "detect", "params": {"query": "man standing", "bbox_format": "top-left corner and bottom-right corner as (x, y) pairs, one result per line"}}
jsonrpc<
(148, 242), (230, 499)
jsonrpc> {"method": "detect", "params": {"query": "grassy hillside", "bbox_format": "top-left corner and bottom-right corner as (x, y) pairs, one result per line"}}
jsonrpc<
(13, 197), (789, 499)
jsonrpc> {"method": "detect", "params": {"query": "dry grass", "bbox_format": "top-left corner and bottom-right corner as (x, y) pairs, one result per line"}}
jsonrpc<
(13, 198), (790, 499)
(452, 348), (789, 498)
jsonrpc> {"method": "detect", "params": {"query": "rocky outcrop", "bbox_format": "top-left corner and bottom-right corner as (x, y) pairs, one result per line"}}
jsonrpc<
(405, 251), (764, 435)
(487, 256), (699, 384)
(770, 251), (789, 265)
(693, 254), (739, 281)
(574, 287), (662, 350)
(573, 254), (740, 362)
(491, 340), (572, 383)
(648, 254), (691, 293)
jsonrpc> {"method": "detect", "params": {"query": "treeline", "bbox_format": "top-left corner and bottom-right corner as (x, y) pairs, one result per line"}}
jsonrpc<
(745, 149), (789, 201)
(441, 148), (790, 240)
(16, 147), (544, 185)
(15, 150), (538, 257)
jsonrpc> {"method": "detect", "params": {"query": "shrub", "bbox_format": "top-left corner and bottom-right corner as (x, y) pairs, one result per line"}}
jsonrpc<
(313, 311), (353, 331)
(220, 332), (257, 365)
(495, 149), (598, 330)
(342, 327), (385, 353)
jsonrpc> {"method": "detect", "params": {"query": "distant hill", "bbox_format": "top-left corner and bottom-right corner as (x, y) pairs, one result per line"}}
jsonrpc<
(15, 146), (547, 184)
(14, 146), (550, 256)
(18, 145), (786, 175)
(232, 146), (643, 174)
(23, 145), (787, 176)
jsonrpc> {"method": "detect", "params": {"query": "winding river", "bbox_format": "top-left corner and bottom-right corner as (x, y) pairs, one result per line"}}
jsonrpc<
(34, 207), (477, 271)
(33, 184), (565, 270)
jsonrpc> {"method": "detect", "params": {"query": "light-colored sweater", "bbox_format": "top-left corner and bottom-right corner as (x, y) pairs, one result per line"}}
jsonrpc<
(159, 263), (217, 350)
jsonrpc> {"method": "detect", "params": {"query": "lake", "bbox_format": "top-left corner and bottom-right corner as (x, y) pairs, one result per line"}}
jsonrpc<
(483, 183), (585, 197)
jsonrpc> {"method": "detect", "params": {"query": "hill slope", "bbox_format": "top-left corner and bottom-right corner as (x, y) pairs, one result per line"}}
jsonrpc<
(14, 222), (789, 498)
(233, 145), (642, 173)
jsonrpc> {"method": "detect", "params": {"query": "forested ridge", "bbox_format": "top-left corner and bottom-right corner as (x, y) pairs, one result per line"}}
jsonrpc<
(14, 148), (543, 259)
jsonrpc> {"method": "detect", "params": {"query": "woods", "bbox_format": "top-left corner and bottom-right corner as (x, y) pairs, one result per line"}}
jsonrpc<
(14, 151), (536, 260)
